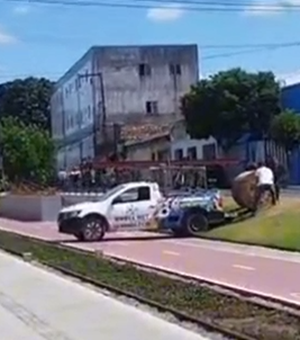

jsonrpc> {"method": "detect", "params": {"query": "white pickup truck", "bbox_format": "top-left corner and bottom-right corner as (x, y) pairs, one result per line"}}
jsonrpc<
(58, 181), (227, 242)
(58, 182), (163, 241)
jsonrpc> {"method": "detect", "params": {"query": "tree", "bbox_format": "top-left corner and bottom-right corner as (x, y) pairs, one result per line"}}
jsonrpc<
(0, 77), (54, 131)
(270, 109), (300, 152)
(181, 68), (281, 150)
(0, 116), (55, 185)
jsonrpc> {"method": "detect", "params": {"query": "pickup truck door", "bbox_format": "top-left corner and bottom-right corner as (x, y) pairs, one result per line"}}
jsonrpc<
(110, 186), (155, 229)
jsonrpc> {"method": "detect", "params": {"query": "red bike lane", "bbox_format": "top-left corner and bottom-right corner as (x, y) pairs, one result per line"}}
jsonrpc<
(0, 217), (300, 306)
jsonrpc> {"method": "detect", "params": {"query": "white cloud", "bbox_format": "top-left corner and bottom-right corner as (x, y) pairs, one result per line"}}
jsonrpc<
(244, 0), (300, 16)
(147, 3), (184, 22)
(13, 5), (31, 15)
(0, 29), (17, 45)
(243, 2), (279, 16)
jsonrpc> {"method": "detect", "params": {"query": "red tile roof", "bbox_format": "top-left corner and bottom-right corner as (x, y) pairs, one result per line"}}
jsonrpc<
(120, 122), (173, 143)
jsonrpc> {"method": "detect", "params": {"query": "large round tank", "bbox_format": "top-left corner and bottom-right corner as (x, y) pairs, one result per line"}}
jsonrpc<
(231, 170), (257, 210)
(231, 170), (274, 210)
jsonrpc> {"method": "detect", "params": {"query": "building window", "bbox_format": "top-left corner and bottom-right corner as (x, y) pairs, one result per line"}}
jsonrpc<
(203, 143), (216, 160)
(76, 112), (81, 126)
(169, 64), (181, 76)
(139, 63), (151, 77)
(66, 116), (70, 130)
(157, 150), (166, 161)
(174, 148), (183, 160)
(146, 101), (158, 115)
(70, 116), (74, 129)
(187, 146), (197, 160)
(87, 105), (91, 119)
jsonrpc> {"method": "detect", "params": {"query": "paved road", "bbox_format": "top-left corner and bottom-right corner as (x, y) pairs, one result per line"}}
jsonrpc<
(0, 250), (211, 340)
(1, 218), (300, 306)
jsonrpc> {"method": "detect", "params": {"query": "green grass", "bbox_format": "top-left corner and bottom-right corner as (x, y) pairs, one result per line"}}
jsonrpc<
(204, 198), (300, 251)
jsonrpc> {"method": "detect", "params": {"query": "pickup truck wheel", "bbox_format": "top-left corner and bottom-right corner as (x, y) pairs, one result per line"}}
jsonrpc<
(80, 216), (106, 242)
(183, 211), (209, 236)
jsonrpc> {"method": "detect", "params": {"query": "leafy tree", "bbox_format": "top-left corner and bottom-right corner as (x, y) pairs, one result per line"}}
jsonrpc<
(0, 116), (55, 185)
(181, 68), (281, 151)
(270, 109), (300, 152)
(0, 77), (54, 131)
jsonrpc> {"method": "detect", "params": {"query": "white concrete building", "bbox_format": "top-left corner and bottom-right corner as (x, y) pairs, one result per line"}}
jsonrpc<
(169, 120), (218, 160)
(171, 136), (218, 160)
(51, 44), (199, 169)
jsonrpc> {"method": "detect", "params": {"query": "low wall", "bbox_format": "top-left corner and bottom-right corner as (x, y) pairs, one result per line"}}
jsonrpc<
(0, 193), (104, 221)
(0, 195), (62, 222)
(61, 193), (103, 207)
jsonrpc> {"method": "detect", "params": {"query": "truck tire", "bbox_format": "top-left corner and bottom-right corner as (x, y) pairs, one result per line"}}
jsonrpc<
(78, 215), (107, 242)
(182, 209), (209, 236)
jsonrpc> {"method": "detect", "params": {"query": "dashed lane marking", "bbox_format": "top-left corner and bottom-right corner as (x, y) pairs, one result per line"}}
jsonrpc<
(290, 293), (300, 299)
(232, 264), (255, 271)
(163, 250), (180, 256)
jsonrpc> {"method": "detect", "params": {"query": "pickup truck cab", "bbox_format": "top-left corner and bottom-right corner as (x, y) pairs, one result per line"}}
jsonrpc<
(58, 181), (163, 241)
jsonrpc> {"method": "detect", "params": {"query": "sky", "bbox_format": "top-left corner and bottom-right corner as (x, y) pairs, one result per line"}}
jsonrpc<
(1, 0), (300, 83)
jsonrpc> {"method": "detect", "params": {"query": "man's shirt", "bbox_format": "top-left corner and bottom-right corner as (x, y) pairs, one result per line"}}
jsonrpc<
(255, 166), (274, 186)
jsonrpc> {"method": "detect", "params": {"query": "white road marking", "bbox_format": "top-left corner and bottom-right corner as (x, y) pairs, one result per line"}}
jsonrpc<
(104, 252), (300, 306)
(162, 239), (300, 264)
(232, 264), (255, 271)
(290, 293), (300, 299)
(163, 250), (180, 256)
(111, 242), (130, 247)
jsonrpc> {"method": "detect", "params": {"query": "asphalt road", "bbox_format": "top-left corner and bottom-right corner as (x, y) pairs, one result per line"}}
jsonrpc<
(0, 249), (211, 340)
(1, 218), (300, 306)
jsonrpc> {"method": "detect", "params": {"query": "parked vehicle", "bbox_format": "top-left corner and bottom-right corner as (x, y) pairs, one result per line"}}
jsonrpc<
(57, 181), (229, 241)
(156, 189), (226, 236)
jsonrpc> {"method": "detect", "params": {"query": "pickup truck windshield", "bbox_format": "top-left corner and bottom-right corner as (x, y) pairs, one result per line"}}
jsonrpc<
(97, 184), (127, 202)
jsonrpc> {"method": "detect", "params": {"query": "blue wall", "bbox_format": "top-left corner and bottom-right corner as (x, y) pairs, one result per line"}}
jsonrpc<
(281, 83), (300, 185)
(282, 83), (300, 113)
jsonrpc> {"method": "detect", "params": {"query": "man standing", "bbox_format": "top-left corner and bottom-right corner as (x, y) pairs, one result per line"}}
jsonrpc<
(253, 161), (276, 214)
(265, 156), (286, 203)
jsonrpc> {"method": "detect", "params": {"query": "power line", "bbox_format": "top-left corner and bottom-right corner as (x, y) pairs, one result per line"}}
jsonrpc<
(203, 42), (300, 60)
(19, 31), (300, 50)
(2, 0), (300, 13)
(1, 39), (300, 80)
(1, 42), (299, 79)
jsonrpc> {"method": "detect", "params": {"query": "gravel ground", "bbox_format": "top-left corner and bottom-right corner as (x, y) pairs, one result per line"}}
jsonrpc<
(36, 261), (230, 340)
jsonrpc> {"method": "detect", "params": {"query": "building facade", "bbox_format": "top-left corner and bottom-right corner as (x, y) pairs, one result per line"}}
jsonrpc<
(51, 44), (199, 169)
(281, 77), (300, 185)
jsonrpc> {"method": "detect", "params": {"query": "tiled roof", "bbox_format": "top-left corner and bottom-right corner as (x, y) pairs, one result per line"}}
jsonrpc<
(120, 122), (173, 143)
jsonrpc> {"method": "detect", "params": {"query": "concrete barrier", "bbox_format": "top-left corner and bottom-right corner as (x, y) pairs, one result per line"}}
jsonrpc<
(61, 193), (103, 207)
(0, 195), (62, 222)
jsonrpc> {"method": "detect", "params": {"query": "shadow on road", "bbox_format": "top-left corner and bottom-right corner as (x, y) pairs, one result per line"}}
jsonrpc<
(49, 233), (172, 245)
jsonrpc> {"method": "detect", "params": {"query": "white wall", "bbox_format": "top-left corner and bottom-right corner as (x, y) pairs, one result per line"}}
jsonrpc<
(56, 148), (66, 170)
(170, 136), (218, 160)
(96, 64), (196, 117)
(93, 45), (199, 120)
(65, 143), (81, 168)
(51, 58), (94, 139)
(81, 135), (94, 159)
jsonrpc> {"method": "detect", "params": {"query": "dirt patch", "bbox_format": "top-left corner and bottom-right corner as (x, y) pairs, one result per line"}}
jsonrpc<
(264, 198), (300, 217)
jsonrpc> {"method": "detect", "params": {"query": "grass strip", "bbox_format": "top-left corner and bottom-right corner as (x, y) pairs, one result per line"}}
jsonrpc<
(203, 210), (300, 252)
(0, 229), (299, 340)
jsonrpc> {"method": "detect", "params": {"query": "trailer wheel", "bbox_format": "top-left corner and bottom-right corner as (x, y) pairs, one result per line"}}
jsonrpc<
(78, 215), (107, 242)
(182, 209), (209, 236)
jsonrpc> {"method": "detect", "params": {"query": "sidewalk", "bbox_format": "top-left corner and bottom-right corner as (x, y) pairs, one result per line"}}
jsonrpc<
(0, 251), (211, 340)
